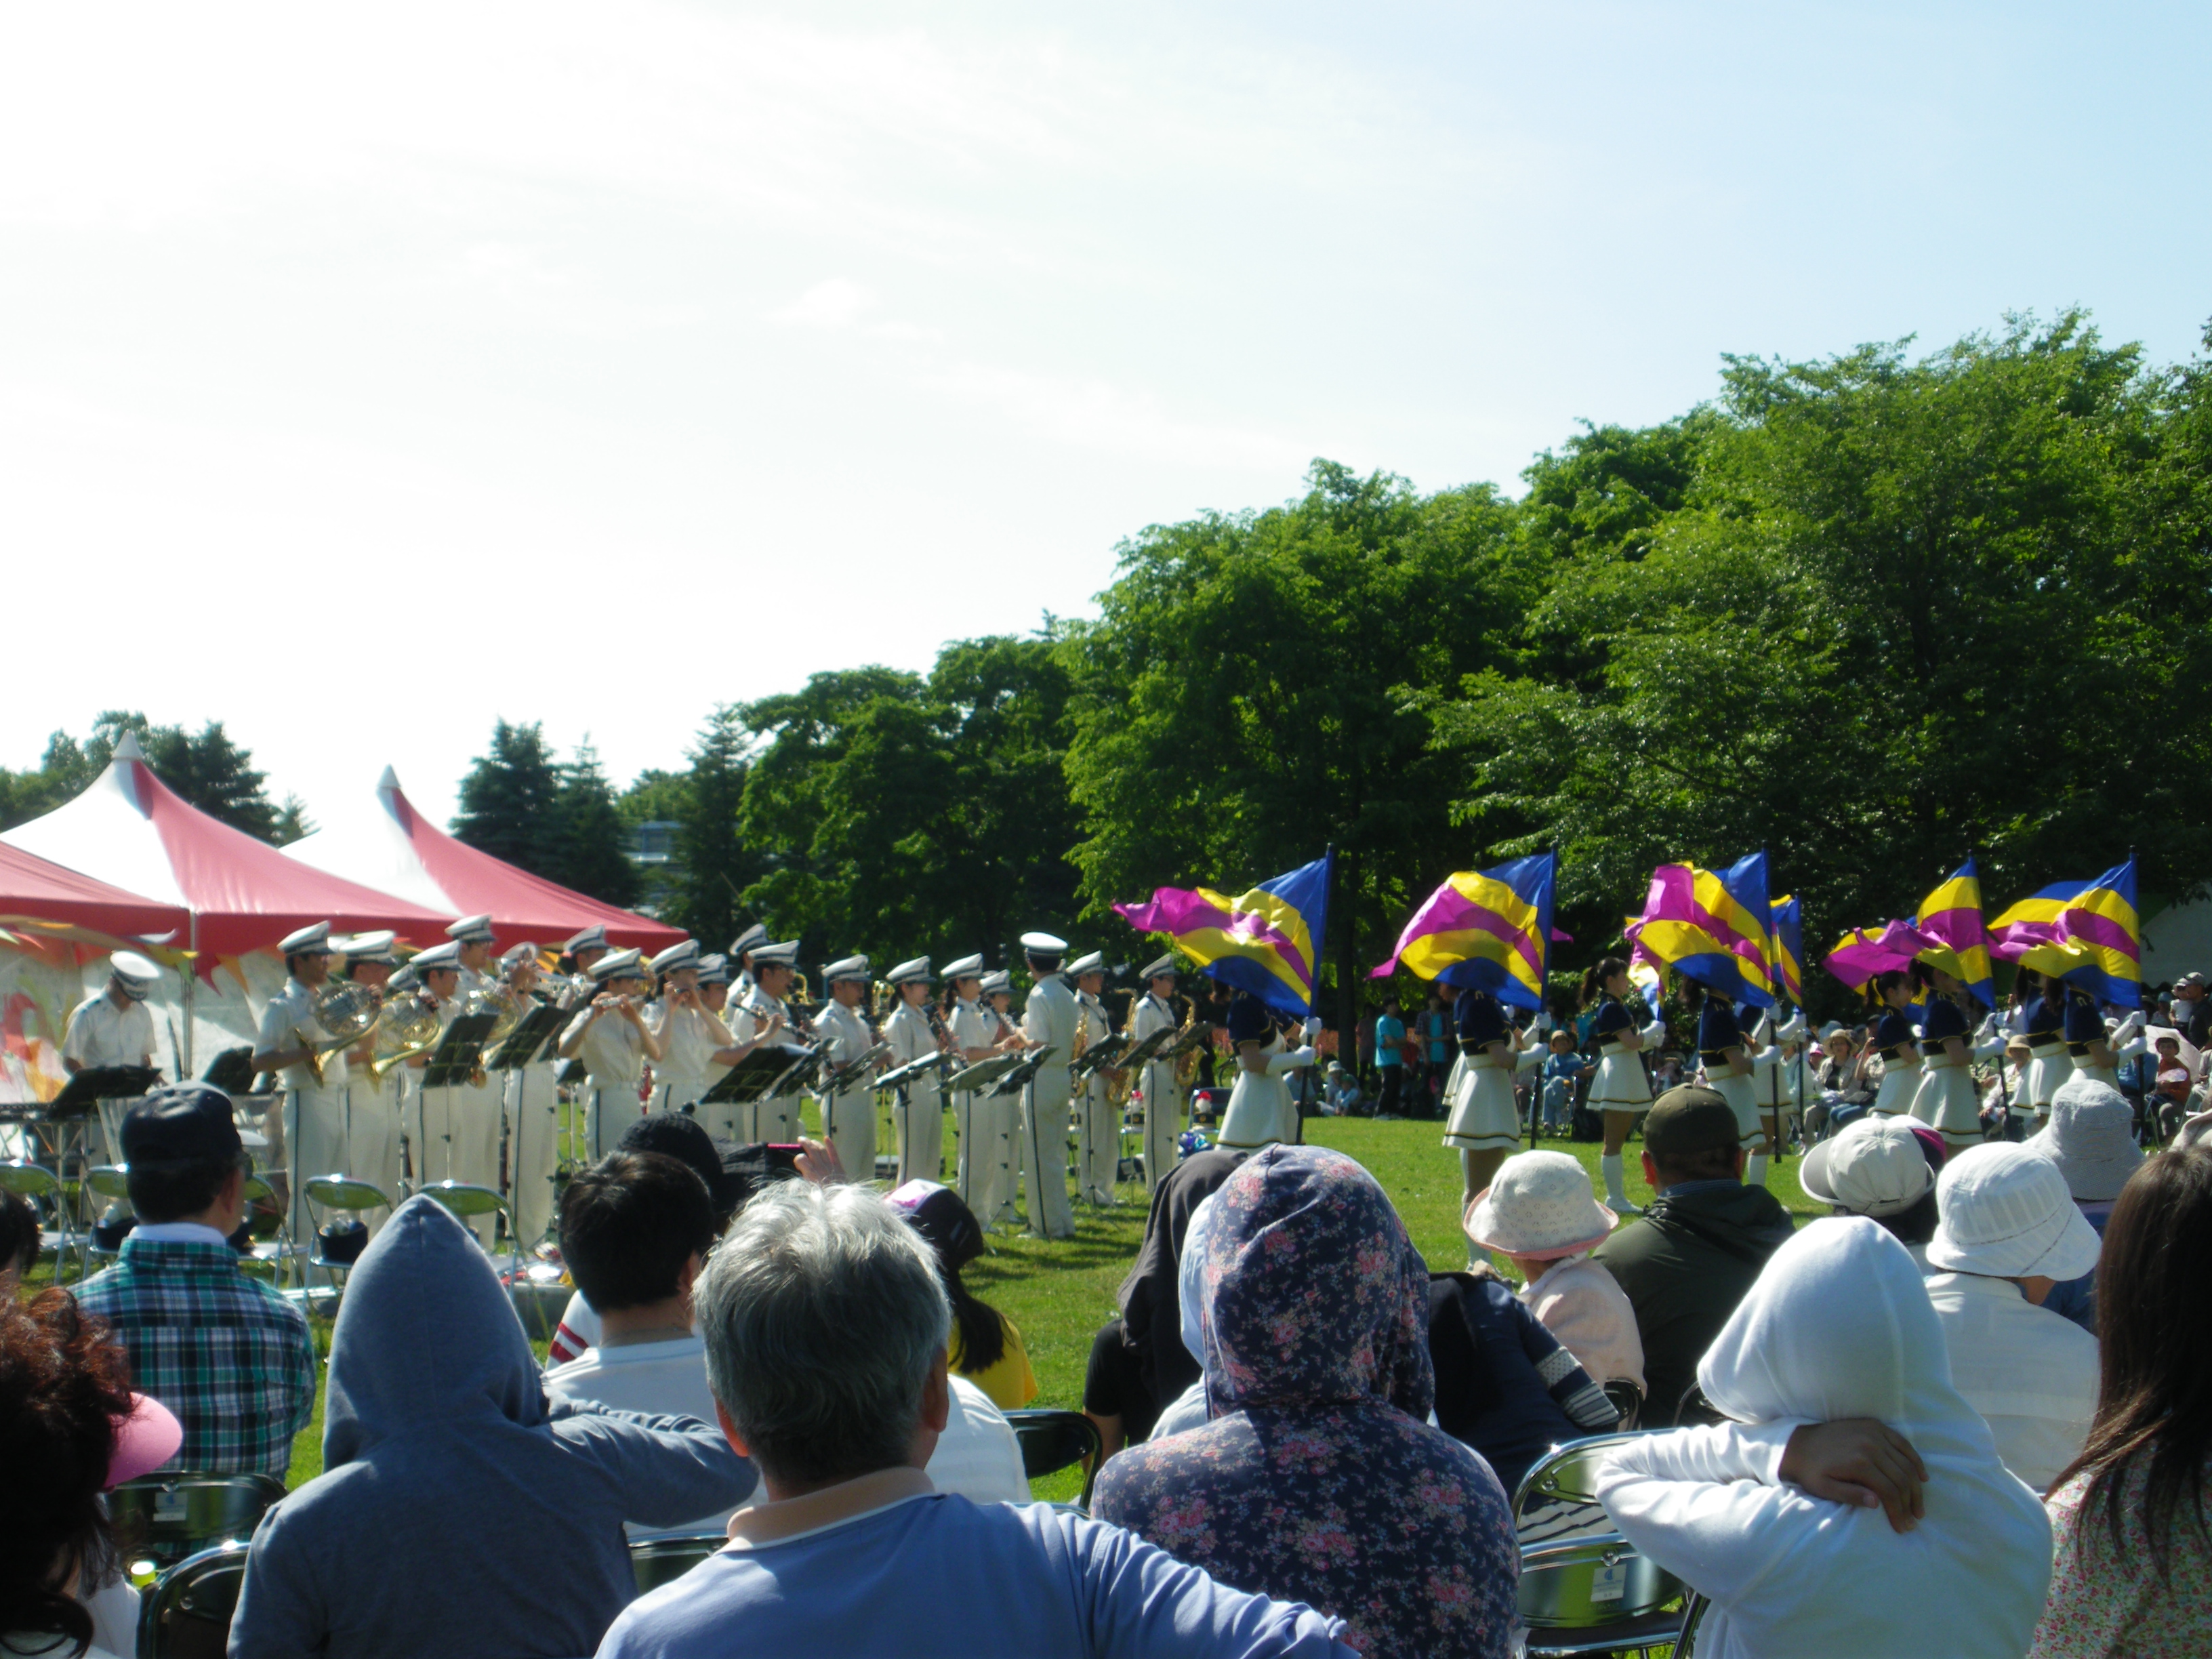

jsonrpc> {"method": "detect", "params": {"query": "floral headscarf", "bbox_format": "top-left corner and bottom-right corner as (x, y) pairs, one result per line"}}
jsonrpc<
(1201, 1144), (1435, 1419)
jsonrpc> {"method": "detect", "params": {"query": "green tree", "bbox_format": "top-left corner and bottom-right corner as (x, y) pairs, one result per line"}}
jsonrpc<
(547, 742), (642, 908)
(665, 707), (762, 950)
(452, 720), (564, 871)
(1, 712), (291, 842)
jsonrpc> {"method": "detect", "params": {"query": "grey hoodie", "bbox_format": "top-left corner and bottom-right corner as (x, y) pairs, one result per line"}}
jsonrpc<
(228, 1195), (752, 1659)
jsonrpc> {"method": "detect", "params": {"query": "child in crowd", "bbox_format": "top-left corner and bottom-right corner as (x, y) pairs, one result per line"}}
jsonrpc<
(1465, 1150), (1644, 1397)
(888, 1180), (1038, 1411)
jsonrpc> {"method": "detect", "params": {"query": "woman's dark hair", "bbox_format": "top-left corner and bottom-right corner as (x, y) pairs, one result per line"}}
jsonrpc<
(1866, 964), (1927, 1010)
(0, 1187), (38, 1278)
(895, 1187), (1006, 1375)
(0, 1290), (134, 1658)
(1581, 958), (1628, 1008)
(2053, 1147), (2212, 1582)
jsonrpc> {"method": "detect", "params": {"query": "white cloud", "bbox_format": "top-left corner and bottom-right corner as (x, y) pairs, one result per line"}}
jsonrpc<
(771, 277), (880, 329)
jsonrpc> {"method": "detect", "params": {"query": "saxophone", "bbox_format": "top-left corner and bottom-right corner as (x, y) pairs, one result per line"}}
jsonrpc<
(1174, 994), (1206, 1087)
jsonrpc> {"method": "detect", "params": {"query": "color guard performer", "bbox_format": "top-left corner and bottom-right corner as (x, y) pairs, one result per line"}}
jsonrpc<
(1581, 958), (1660, 1214)
(1017, 934), (1078, 1240)
(727, 940), (800, 1144)
(1438, 983), (1541, 1204)
(813, 956), (881, 1181)
(1216, 989), (1318, 1156)
(1912, 964), (2001, 1153)
(61, 950), (163, 1166)
(1126, 956), (1187, 1194)
(251, 923), (352, 1254)
(1066, 951), (1118, 1206)
(2021, 971), (2073, 1130)
(2066, 984), (2142, 1089)
(1749, 1008), (1805, 1160)
(1689, 982), (1767, 1185)
(556, 947), (661, 1160)
(882, 956), (951, 1184)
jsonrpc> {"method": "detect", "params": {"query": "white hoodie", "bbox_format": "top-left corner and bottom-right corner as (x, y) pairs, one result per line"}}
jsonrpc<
(1593, 1217), (2051, 1659)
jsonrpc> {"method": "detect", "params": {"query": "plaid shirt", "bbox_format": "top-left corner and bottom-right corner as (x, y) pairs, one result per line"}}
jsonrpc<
(75, 1233), (316, 1477)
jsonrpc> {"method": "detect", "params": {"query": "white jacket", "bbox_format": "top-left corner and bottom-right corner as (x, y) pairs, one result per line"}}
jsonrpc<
(1593, 1217), (2051, 1659)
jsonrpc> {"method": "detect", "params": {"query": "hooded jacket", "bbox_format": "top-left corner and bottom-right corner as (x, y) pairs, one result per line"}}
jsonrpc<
(228, 1195), (750, 1659)
(1593, 1218), (2051, 1659)
(1588, 1180), (1795, 1425)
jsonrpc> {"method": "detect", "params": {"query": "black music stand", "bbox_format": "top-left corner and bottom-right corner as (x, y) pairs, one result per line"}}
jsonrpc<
(820, 1043), (892, 1097)
(485, 1005), (569, 1242)
(1118, 1025), (1176, 1074)
(879, 1051), (953, 1092)
(989, 1046), (1058, 1099)
(487, 1004), (567, 1071)
(41, 1066), (160, 1181)
(422, 1014), (499, 1090)
(1071, 1031), (1132, 1081)
(945, 1052), (1025, 1096)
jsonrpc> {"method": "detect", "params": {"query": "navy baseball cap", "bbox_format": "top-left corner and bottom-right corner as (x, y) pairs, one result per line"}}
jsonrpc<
(120, 1084), (244, 1166)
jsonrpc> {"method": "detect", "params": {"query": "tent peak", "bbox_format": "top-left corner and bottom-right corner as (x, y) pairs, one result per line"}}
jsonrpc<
(377, 764), (402, 792)
(112, 731), (146, 762)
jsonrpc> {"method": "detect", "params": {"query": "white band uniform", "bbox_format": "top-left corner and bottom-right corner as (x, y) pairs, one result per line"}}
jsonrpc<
(1869, 1057), (1921, 1118)
(1216, 1030), (1300, 1152)
(1440, 1054), (1519, 1154)
(1704, 1069), (1767, 1153)
(1586, 1050), (1652, 1113)
(1910, 1052), (1981, 1141)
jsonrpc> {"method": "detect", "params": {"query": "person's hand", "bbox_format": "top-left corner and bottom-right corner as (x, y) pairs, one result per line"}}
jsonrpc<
(1778, 1418), (1927, 1533)
(794, 1134), (846, 1185)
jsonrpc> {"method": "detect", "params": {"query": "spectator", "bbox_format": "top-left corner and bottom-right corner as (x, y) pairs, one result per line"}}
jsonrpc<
(2152, 1033), (2194, 1139)
(0, 1189), (37, 1298)
(1537, 1029), (1591, 1137)
(0, 1290), (182, 1659)
(1139, 1190), (1224, 1441)
(2175, 972), (2210, 1050)
(1924, 1141), (2102, 1494)
(230, 1195), (747, 1659)
(1372, 1000), (1407, 1118)
(1420, 991), (1452, 1115)
(1321, 1063), (1361, 1117)
(887, 1181), (1039, 1412)
(2037, 1077), (2144, 1334)
(71, 1084), (314, 1477)
(1595, 1218), (2052, 1659)
(1797, 1115), (1944, 1265)
(1588, 1086), (1795, 1426)
(1103, 1145), (1248, 1452)
(1464, 1150), (1644, 1395)
(2032, 1145), (2212, 1656)
(598, 1179), (1351, 1658)
(1092, 1146), (1519, 1659)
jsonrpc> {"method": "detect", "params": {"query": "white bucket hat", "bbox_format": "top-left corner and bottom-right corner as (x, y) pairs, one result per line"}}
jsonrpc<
(2042, 1076), (2144, 1203)
(1927, 1141), (2102, 1281)
(1463, 1150), (1618, 1259)
(1799, 1117), (1935, 1219)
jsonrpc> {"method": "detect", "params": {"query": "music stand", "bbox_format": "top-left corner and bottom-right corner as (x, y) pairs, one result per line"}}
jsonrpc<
(423, 1014), (498, 1090)
(699, 1042), (822, 1144)
(485, 1004), (568, 1248)
(1118, 1026), (1176, 1073)
(879, 1051), (953, 1092)
(944, 1052), (1025, 1096)
(1071, 1031), (1132, 1080)
(821, 1043), (892, 1097)
(43, 1067), (159, 1187)
(989, 1046), (1057, 1099)
(487, 1005), (567, 1071)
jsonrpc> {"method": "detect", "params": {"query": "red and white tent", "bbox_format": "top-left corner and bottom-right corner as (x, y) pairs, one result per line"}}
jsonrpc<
(0, 840), (190, 940)
(284, 766), (683, 952)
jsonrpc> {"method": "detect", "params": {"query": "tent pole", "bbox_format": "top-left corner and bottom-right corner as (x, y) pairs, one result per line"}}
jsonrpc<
(183, 914), (197, 1077)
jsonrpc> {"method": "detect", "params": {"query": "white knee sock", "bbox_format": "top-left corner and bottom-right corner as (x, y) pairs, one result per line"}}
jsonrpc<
(1744, 1152), (1769, 1185)
(1601, 1152), (1629, 1208)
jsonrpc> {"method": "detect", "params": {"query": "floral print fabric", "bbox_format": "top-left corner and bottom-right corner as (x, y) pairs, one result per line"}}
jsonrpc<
(1092, 1145), (1519, 1658)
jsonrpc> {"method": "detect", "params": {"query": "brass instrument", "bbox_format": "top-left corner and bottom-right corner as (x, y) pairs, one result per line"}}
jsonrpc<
(368, 994), (445, 1081)
(1174, 994), (1206, 1088)
(460, 980), (525, 1087)
(291, 981), (385, 1086)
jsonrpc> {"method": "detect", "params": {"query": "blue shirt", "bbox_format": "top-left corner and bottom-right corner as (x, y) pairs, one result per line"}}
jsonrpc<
(597, 1483), (1351, 1659)
(1373, 1014), (1405, 1067)
(1542, 1052), (1586, 1084)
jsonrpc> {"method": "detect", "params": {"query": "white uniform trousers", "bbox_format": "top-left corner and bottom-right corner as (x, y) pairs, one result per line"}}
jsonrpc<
(281, 1082), (349, 1252)
(340, 1074), (403, 1233)
(954, 1089), (1013, 1222)
(1019, 1080), (1074, 1239)
(1139, 1060), (1185, 1192)
(583, 1078), (646, 1164)
(895, 1077), (944, 1185)
(820, 1084), (876, 1183)
(1073, 1074), (1118, 1205)
(506, 1062), (562, 1249)
(451, 1076), (506, 1200)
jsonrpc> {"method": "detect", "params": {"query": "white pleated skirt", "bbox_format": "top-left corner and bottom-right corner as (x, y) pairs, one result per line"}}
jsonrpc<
(1587, 1052), (1652, 1113)
(2024, 1048), (2073, 1109)
(2073, 1061), (2117, 1088)
(1443, 1058), (1521, 1152)
(1870, 1063), (1921, 1118)
(1910, 1054), (1981, 1139)
(1218, 1067), (1297, 1151)
(1706, 1071), (1766, 1150)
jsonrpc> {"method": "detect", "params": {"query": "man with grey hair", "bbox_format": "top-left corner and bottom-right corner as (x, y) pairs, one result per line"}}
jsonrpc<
(596, 1181), (1353, 1658)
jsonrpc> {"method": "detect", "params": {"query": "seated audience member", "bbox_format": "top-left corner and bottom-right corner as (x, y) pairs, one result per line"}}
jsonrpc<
(1797, 1115), (1943, 1264)
(1589, 1087), (1795, 1426)
(0, 1291), (183, 1659)
(0, 1189), (36, 1298)
(1595, 1218), (2051, 1658)
(71, 1084), (314, 1476)
(1092, 1146), (1519, 1659)
(2036, 1076), (2144, 1334)
(2032, 1145), (2212, 1656)
(1465, 1149), (1643, 1395)
(230, 1195), (749, 1659)
(1924, 1141), (2102, 1494)
(889, 1181), (1038, 1410)
(1536, 1030), (1590, 1135)
(1141, 1191), (1222, 1442)
(598, 1179), (1352, 1658)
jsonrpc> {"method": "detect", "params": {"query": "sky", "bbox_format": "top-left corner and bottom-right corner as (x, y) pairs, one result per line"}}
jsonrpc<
(3, 0), (2205, 829)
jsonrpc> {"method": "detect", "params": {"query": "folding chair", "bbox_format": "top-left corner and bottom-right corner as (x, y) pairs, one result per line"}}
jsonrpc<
(304, 1175), (390, 1294)
(1675, 1593), (1713, 1657)
(1513, 1433), (1685, 1658)
(236, 1172), (299, 1282)
(108, 1472), (289, 1570)
(421, 1180), (523, 1286)
(77, 1164), (136, 1277)
(1006, 1408), (1104, 1513)
(630, 1531), (729, 1595)
(138, 1540), (250, 1659)
(0, 1159), (77, 1284)
(1601, 1378), (1645, 1433)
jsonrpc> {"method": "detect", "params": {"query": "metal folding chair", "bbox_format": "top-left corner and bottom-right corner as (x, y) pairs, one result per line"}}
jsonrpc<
(108, 1473), (288, 1570)
(421, 1180), (522, 1285)
(138, 1540), (250, 1659)
(1513, 1432), (1685, 1658)
(77, 1164), (136, 1277)
(236, 1172), (299, 1282)
(1006, 1408), (1104, 1513)
(305, 1176), (390, 1288)
(0, 1158), (77, 1284)
(1601, 1378), (1645, 1433)
(630, 1530), (729, 1595)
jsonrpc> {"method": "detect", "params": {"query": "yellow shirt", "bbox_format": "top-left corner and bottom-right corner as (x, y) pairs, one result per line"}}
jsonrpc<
(949, 1313), (1039, 1411)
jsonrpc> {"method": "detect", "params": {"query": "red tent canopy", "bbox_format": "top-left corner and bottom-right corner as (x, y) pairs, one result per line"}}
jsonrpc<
(285, 767), (684, 952)
(0, 735), (451, 959)
(0, 841), (190, 939)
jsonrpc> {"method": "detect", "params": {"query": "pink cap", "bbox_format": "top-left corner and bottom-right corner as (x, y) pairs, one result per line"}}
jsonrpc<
(106, 1393), (182, 1489)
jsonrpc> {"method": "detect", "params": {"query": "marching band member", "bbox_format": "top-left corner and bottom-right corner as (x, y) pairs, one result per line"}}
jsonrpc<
(61, 949), (163, 1166)
(445, 915), (506, 1210)
(941, 954), (996, 1214)
(813, 956), (880, 1181)
(729, 923), (769, 1002)
(449, 915), (498, 994)
(1912, 964), (1999, 1153)
(1689, 981), (1767, 1185)
(1216, 989), (1318, 1156)
(1127, 956), (1187, 1194)
(882, 956), (950, 1184)
(402, 940), (468, 1185)
(982, 968), (1025, 1223)
(556, 947), (661, 1160)
(251, 922), (351, 1252)
(726, 940), (800, 1144)
(1067, 951), (1118, 1206)
(1438, 981), (1534, 1205)
(696, 954), (733, 1018)
(329, 933), (403, 1219)
(558, 925), (612, 1001)
(646, 940), (722, 1113)
(2022, 971), (2074, 1131)
(1017, 934), (1078, 1240)
(497, 941), (562, 1250)
(1582, 958), (1659, 1214)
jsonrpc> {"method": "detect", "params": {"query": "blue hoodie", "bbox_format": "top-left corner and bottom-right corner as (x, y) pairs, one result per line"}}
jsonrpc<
(228, 1195), (752, 1659)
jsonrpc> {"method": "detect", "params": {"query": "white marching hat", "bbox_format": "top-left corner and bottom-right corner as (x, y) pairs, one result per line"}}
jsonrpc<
(2043, 1076), (2144, 1203)
(335, 930), (398, 964)
(1020, 931), (1067, 956)
(752, 939), (800, 969)
(279, 922), (333, 956)
(109, 951), (161, 994)
(1927, 1141), (2102, 1281)
(823, 954), (872, 983)
(942, 953), (985, 980)
(886, 956), (933, 985)
(1066, 950), (1105, 977)
(410, 941), (464, 973)
(446, 914), (496, 945)
(1799, 1117), (1935, 1219)
(695, 953), (731, 986)
(591, 947), (647, 982)
(564, 924), (610, 956)
(649, 940), (701, 977)
(498, 941), (538, 969)
(979, 969), (1012, 995)
(1463, 1151), (1618, 1259)
(730, 923), (769, 960)
(1141, 954), (1179, 981)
